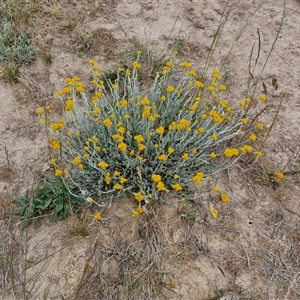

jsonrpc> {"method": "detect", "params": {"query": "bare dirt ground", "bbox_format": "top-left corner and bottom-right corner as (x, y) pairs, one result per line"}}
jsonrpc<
(1, 0), (300, 299)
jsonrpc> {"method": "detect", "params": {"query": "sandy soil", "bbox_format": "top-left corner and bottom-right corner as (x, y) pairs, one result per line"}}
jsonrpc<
(1, 0), (300, 299)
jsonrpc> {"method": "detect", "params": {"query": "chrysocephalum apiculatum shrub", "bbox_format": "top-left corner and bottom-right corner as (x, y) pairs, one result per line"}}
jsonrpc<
(37, 52), (267, 220)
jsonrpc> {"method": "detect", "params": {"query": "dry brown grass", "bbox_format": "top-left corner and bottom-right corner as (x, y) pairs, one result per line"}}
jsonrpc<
(74, 206), (175, 300)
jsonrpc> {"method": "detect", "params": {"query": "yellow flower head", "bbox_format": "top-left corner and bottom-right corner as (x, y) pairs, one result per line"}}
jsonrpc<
(169, 121), (176, 131)
(73, 156), (81, 165)
(224, 148), (239, 157)
(55, 169), (63, 177)
(182, 153), (189, 160)
(49, 158), (57, 165)
(198, 127), (205, 134)
(117, 127), (126, 134)
(136, 207), (144, 214)
(134, 191), (144, 202)
(158, 154), (167, 161)
(210, 152), (217, 159)
(211, 133), (218, 141)
(257, 123), (264, 130)
(51, 140), (61, 150)
(188, 69), (197, 77)
(195, 81), (204, 88)
(177, 119), (190, 130)
(172, 183), (183, 191)
(36, 107), (44, 115)
(104, 172), (111, 185)
(93, 212), (102, 221)
(113, 183), (122, 190)
(134, 135), (144, 143)
(213, 186), (220, 192)
(156, 181), (166, 191)
(103, 118), (113, 127)
(168, 147), (174, 154)
(249, 133), (257, 141)
(207, 85), (215, 92)
(254, 151), (262, 157)
(50, 120), (64, 131)
(181, 61), (192, 68)
(132, 210), (139, 217)
(240, 145), (253, 154)
(245, 97), (251, 104)
(139, 97), (150, 106)
(220, 193), (229, 203)
(132, 61), (141, 69)
(275, 172), (284, 180)
(192, 172), (204, 183)
(91, 136), (99, 143)
(138, 144), (146, 151)
(211, 208), (219, 219)
(151, 174), (162, 182)
(156, 126), (164, 135)
(98, 161), (109, 169)
(241, 118), (248, 125)
(87, 197), (94, 203)
(65, 99), (74, 111)
(258, 94), (267, 101)
(166, 86), (174, 93)
(120, 177), (127, 184)
(118, 143), (127, 152)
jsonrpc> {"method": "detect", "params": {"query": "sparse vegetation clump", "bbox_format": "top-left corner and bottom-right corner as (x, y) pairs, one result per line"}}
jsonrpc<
(36, 53), (268, 219)
(0, 18), (37, 81)
(13, 175), (81, 228)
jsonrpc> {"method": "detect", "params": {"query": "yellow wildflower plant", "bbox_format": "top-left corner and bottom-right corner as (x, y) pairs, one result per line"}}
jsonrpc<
(41, 57), (266, 216)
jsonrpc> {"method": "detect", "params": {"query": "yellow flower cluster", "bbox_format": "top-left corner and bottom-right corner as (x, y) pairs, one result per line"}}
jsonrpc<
(224, 148), (239, 157)
(209, 111), (223, 123)
(212, 69), (221, 81)
(49, 137), (61, 150)
(240, 144), (253, 154)
(65, 99), (74, 111)
(192, 172), (204, 183)
(176, 119), (190, 130)
(50, 120), (64, 131)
